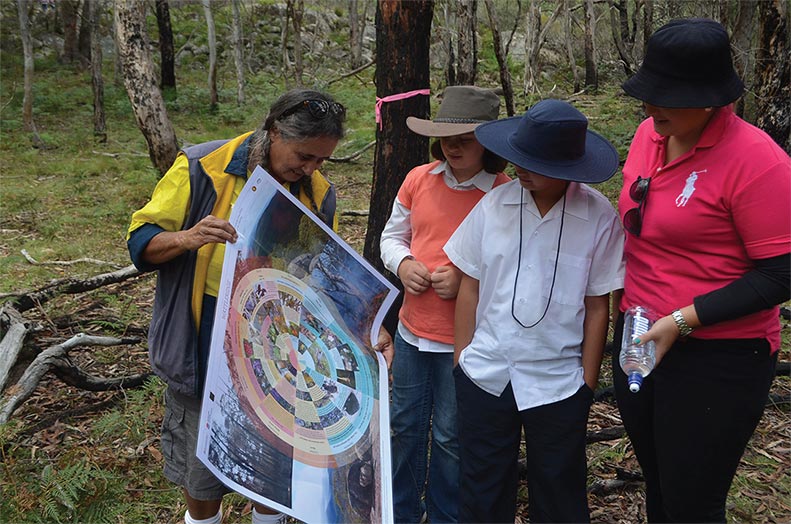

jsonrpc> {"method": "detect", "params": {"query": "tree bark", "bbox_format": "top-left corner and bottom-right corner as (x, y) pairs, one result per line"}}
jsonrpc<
(584, 0), (599, 90)
(78, 0), (92, 63)
(89, 0), (106, 142)
(456, 0), (478, 85)
(609, 0), (635, 76)
(365, 0), (433, 278)
(483, 0), (515, 116)
(754, 0), (790, 152)
(201, 0), (218, 107)
(155, 0), (176, 92)
(60, 0), (80, 64)
(0, 305), (32, 394)
(114, 0), (179, 175)
(523, 0), (540, 94)
(16, 0), (42, 146)
(642, 0), (653, 55)
(288, 0), (305, 87)
(731, 0), (757, 118)
(231, 0), (245, 105)
(349, 0), (367, 68)
(563, 0), (581, 92)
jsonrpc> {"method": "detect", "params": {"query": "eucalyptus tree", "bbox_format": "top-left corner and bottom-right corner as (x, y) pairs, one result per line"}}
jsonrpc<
(114, 0), (178, 175)
(365, 0), (433, 287)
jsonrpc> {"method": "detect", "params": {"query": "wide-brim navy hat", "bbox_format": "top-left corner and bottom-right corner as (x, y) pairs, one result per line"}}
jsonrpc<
(623, 18), (744, 108)
(474, 99), (619, 184)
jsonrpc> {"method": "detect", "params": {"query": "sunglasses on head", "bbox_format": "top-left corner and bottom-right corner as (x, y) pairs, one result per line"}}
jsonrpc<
(279, 99), (346, 121)
(623, 176), (650, 236)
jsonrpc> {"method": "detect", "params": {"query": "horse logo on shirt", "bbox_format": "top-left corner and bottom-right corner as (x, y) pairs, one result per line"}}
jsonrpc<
(676, 169), (707, 207)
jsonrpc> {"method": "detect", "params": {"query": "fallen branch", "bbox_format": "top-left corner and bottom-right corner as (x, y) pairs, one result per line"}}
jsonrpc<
(587, 425), (626, 443)
(0, 304), (34, 393)
(51, 358), (151, 392)
(340, 209), (369, 217)
(91, 150), (148, 158)
(0, 333), (140, 424)
(0, 264), (141, 312)
(328, 140), (376, 163)
(21, 249), (123, 268)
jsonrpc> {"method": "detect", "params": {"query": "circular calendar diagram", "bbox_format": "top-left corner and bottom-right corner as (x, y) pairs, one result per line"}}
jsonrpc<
(225, 268), (376, 469)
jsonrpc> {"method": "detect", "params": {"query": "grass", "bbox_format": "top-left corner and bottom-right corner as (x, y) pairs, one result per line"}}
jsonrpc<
(1, 2), (788, 523)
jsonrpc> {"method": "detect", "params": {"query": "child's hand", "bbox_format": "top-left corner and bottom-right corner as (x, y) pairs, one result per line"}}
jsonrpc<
(397, 258), (432, 295)
(431, 265), (462, 299)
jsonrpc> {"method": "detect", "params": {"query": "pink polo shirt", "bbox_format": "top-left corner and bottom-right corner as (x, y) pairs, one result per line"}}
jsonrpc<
(619, 106), (791, 351)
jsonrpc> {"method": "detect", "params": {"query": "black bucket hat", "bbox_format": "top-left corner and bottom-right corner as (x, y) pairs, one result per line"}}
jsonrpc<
(622, 18), (744, 108)
(474, 99), (618, 184)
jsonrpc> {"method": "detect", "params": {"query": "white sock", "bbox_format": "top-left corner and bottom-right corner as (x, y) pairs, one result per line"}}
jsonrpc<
(185, 507), (222, 524)
(252, 507), (286, 524)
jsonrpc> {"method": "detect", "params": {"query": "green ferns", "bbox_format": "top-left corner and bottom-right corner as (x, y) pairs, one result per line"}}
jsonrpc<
(38, 461), (123, 524)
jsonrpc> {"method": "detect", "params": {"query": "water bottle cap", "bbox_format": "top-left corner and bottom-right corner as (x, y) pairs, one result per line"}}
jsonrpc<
(627, 372), (643, 393)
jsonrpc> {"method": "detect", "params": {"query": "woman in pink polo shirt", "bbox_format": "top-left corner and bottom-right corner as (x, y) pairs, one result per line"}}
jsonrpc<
(614, 18), (791, 523)
(380, 86), (510, 523)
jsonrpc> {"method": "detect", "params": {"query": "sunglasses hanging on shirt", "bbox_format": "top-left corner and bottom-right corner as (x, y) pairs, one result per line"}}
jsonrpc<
(511, 187), (567, 329)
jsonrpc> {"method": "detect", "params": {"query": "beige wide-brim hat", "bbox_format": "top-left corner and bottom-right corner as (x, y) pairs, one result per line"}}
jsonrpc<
(406, 86), (501, 137)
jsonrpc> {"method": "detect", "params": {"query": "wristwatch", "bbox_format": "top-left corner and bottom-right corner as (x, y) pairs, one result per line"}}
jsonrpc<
(671, 309), (694, 337)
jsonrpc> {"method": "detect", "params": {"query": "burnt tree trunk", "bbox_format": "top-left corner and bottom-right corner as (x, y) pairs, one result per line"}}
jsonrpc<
(754, 0), (790, 152)
(155, 0), (176, 92)
(365, 0), (433, 277)
(114, 0), (179, 175)
(60, 0), (80, 64)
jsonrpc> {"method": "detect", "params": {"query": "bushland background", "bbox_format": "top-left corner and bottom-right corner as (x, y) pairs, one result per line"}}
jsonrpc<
(0, 1), (788, 523)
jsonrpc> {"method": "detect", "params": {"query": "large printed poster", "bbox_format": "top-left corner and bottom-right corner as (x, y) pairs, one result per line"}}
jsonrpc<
(197, 167), (398, 523)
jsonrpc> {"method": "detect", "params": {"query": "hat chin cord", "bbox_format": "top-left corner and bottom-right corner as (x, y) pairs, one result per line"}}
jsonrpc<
(511, 186), (567, 329)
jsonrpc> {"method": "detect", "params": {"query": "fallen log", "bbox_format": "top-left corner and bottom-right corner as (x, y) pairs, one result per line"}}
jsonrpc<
(0, 264), (141, 313)
(51, 358), (151, 392)
(0, 333), (140, 424)
(0, 304), (34, 392)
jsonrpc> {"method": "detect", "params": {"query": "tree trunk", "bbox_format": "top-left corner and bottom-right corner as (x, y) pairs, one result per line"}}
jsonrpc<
(584, 0), (599, 90)
(16, 0), (42, 146)
(610, 0), (634, 76)
(281, 2), (291, 87)
(483, 0), (515, 116)
(155, 0), (176, 92)
(349, 0), (366, 68)
(564, 0), (581, 92)
(731, 0), (757, 118)
(289, 0), (305, 87)
(78, 0), (91, 63)
(754, 0), (790, 152)
(456, 0), (477, 85)
(89, 0), (106, 143)
(445, 2), (456, 86)
(643, 0), (653, 54)
(60, 0), (80, 64)
(523, 0), (540, 94)
(201, 0), (218, 107)
(231, 0), (245, 106)
(114, 0), (179, 175)
(365, 0), (433, 277)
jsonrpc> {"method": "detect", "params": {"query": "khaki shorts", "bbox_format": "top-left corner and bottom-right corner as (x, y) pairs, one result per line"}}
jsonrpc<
(161, 387), (231, 501)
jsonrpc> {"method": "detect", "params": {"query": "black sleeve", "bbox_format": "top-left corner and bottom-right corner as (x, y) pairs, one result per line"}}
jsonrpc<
(694, 252), (791, 326)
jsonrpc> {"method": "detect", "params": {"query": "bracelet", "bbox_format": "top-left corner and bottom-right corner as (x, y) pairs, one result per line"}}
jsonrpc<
(671, 309), (694, 337)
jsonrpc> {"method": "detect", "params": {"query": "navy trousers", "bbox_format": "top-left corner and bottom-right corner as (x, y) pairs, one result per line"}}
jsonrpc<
(454, 366), (593, 523)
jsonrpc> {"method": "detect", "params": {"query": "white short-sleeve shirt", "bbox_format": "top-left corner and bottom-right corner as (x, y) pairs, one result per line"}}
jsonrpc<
(444, 179), (625, 410)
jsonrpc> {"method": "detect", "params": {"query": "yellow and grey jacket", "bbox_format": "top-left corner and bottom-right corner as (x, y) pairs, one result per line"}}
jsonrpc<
(127, 132), (337, 396)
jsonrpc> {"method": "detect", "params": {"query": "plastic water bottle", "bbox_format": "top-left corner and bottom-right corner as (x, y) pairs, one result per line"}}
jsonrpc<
(619, 306), (657, 393)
